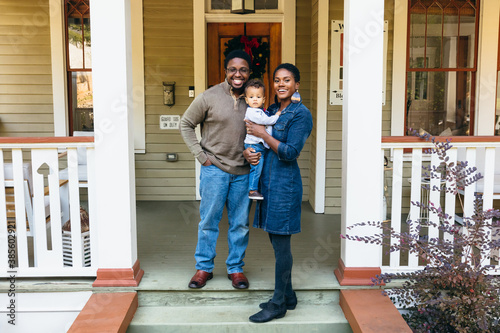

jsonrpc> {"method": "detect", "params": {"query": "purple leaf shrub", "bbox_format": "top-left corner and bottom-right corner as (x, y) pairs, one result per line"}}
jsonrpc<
(343, 131), (500, 332)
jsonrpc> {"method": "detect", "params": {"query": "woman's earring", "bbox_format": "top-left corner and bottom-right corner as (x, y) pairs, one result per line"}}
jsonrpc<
(291, 90), (301, 104)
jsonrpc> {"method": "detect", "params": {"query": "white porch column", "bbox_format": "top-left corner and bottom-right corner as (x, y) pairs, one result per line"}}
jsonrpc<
(90, 0), (143, 287)
(335, 0), (384, 285)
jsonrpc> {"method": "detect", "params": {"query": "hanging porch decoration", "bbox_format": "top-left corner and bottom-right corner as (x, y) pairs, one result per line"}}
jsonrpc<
(224, 35), (270, 80)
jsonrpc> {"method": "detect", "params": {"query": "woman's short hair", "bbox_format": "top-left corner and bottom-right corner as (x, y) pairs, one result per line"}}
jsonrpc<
(224, 50), (252, 69)
(273, 63), (300, 82)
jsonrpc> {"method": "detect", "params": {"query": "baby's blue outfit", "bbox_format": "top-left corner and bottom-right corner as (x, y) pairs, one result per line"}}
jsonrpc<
(244, 107), (280, 191)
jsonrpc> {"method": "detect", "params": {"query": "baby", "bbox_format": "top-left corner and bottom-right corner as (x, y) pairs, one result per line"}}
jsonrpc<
(244, 79), (281, 200)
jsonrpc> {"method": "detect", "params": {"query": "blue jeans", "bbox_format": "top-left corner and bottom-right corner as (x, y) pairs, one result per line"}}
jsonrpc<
(195, 164), (250, 274)
(244, 143), (267, 192)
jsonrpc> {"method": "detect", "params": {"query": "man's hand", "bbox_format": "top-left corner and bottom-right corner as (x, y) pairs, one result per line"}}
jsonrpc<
(202, 159), (212, 166)
(243, 147), (261, 166)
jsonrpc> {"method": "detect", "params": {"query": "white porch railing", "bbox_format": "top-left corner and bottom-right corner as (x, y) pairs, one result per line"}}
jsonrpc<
(381, 136), (500, 275)
(0, 137), (96, 277)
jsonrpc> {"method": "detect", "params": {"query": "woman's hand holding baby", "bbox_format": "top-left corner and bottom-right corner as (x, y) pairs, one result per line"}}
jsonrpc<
(245, 120), (267, 138)
(243, 146), (261, 166)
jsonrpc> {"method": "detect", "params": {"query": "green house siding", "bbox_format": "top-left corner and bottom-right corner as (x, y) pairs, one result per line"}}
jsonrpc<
(137, 0), (195, 200)
(0, 0), (54, 136)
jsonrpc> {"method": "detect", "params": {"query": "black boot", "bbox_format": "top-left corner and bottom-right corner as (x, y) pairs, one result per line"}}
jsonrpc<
(249, 301), (287, 323)
(259, 292), (297, 310)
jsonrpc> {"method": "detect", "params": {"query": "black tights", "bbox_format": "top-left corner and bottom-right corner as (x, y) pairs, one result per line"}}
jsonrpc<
(268, 233), (294, 306)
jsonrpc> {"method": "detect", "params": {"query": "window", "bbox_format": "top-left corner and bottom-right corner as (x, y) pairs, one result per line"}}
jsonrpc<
(406, 0), (479, 136)
(65, 0), (93, 134)
(210, 0), (278, 10)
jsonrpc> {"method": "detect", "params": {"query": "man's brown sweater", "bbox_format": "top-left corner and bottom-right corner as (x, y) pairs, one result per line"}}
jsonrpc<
(180, 81), (250, 175)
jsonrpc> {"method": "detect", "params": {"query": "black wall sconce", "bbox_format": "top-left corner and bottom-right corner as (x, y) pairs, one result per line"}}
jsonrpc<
(231, 0), (255, 14)
(163, 82), (176, 106)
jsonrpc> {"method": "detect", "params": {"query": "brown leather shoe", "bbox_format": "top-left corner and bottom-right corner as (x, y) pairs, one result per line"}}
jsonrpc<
(188, 270), (213, 288)
(228, 272), (249, 289)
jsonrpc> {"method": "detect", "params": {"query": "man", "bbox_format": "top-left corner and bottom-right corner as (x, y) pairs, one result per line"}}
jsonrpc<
(180, 50), (252, 289)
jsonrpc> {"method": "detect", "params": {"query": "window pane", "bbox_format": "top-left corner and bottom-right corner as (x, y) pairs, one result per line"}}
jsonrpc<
(211, 0), (278, 9)
(410, 1), (478, 70)
(68, 17), (84, 69)
(211, 0), (230, 9)
(71, 72), (94, 132)
(426, 4), (442, 68)
(255, 0), (278, 9)
(407, 71), (471, 136)
(458, 4), (476, 68)
(443, 5), (459, 68)
(83, 18), (92, 69)
(409, 11), (426, 68)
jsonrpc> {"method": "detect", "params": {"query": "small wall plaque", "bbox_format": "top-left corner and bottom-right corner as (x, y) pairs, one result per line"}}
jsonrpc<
(160, 115), (180, 130)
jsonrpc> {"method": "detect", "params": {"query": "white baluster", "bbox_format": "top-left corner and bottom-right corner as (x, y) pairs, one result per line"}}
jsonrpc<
(408, 148), (422, 268)
(390, 148), (403, 268)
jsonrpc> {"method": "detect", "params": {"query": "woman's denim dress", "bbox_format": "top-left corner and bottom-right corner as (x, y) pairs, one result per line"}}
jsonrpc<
(253, 101), (313, 235)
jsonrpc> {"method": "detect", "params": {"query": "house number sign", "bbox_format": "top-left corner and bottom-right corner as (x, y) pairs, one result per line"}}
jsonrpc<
(330, 20), (388, 106)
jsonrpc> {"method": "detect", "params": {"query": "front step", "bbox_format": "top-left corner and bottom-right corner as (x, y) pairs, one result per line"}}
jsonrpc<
(127, 290), (352, 333)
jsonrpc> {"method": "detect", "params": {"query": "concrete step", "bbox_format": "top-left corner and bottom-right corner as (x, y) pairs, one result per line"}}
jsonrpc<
(127, 290), (352, 333)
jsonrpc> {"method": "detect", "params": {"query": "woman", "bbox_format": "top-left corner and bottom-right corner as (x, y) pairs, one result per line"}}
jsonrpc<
(244, 63), (313, 323)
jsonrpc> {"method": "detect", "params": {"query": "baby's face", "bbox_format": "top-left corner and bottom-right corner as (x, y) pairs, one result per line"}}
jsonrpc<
(245, 86), (265, 108)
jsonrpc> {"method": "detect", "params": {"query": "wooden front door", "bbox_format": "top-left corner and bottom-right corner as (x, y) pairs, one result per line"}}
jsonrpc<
(207, 23), (282, 109)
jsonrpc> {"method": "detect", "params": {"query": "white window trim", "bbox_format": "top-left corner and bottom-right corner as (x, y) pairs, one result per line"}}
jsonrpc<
(476, 0), (500, 135)
(49, 0), (68, 137)
(391, 0), (500, 137)
(204, 0), (283, 14)
(49, 0), (146, 153)
(131, 0), (146, 153)
(315, 0), (328, 214)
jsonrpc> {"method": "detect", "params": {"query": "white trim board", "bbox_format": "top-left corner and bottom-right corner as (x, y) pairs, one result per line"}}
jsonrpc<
(391, 0), (408, 136)
(49, 0), (68, 137)
(314, 0), (329, 213)
(131, 0), (146, 153)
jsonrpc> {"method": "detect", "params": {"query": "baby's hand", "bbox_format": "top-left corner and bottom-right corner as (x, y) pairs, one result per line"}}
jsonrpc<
(276, 110), (282, 116)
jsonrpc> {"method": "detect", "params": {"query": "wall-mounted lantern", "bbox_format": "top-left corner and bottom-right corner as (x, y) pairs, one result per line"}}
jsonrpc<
(163, 81), (176, 106)
(231, 0), (255, 14)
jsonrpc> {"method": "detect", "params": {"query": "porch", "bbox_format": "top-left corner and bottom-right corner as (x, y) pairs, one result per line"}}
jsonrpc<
(0, 201), (352, 332)
(3, 135), (500, 331)
(131, 201), (350, 331)
(0, 202), (342, 290)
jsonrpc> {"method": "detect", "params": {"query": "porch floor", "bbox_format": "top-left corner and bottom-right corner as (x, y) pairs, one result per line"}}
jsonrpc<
(0, 201), (343, 292)
(137, 201), (342, 291)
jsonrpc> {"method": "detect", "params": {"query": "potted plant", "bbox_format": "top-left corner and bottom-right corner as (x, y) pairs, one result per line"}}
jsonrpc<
(342, 132), (500, 332)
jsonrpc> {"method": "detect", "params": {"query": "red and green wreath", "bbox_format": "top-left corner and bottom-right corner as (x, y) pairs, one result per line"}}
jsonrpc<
(224, 35), (270, 80)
